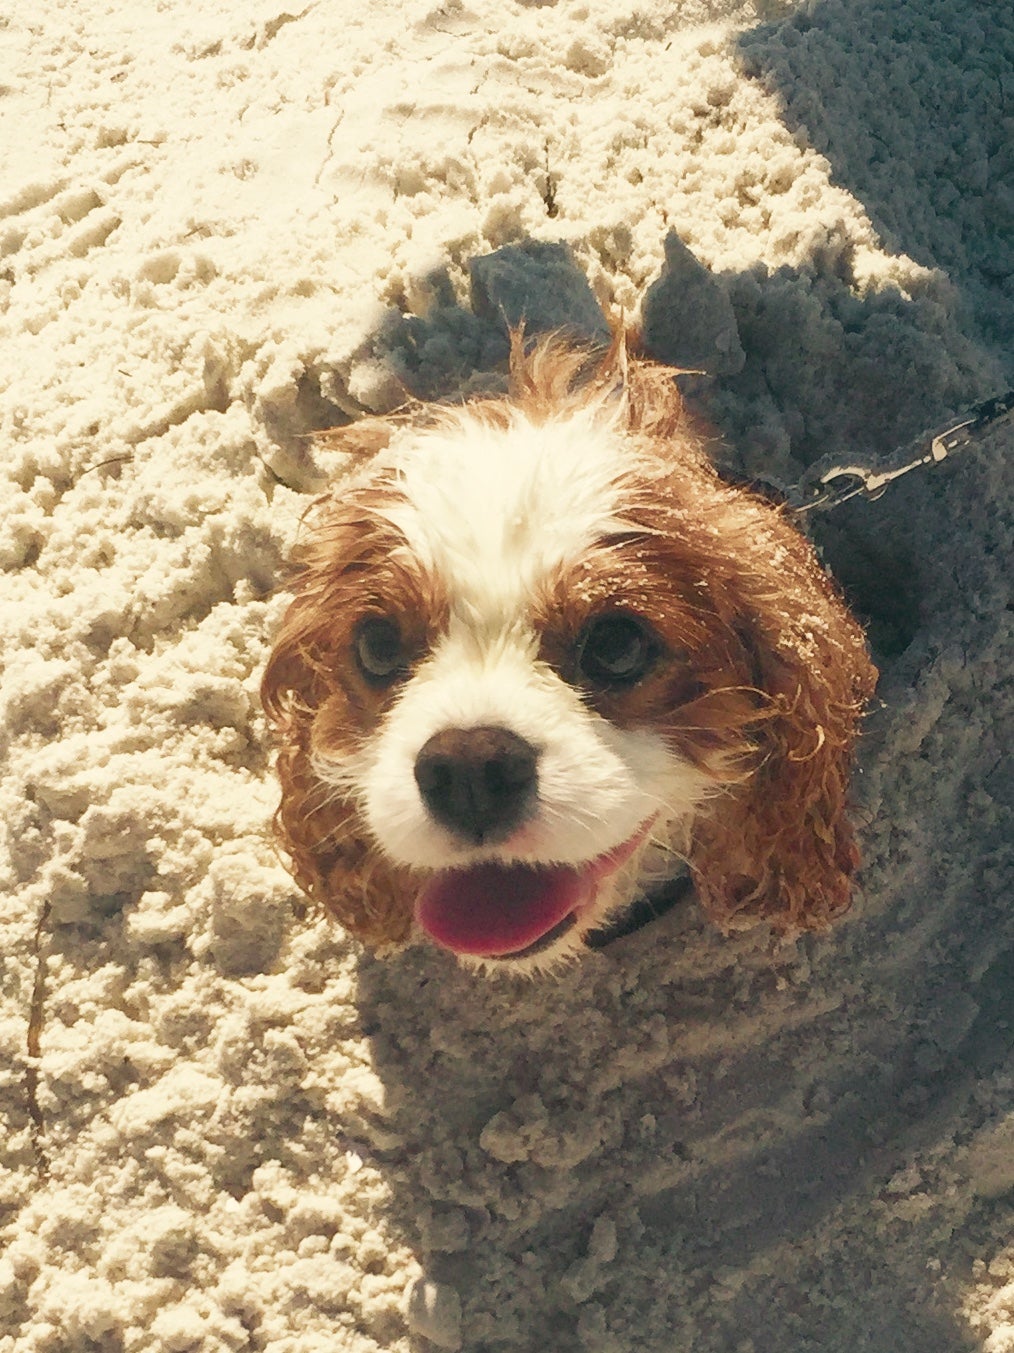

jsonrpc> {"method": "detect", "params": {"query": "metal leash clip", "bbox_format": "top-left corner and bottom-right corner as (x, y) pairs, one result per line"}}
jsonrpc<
(791, 388), (1014, 516)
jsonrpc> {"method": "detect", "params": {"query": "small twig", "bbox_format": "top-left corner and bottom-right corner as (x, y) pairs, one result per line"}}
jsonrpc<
(76, 453), (134, 479)
(26, 902), (51, 1177)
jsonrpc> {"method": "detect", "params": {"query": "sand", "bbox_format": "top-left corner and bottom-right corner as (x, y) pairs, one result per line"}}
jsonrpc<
(1, 0), (1011, 1349)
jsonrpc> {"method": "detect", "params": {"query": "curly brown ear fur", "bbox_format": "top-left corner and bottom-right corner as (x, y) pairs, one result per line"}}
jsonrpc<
(691, 643), (875, 931)
(610, 354), (877, 931)
(261, 657), (417, 946)
(260, 475), (423, 946)
(686, 516), (877, 932)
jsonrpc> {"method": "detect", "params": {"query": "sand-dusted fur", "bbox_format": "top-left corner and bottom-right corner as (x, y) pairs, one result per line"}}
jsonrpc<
(262, 332), (876, 956)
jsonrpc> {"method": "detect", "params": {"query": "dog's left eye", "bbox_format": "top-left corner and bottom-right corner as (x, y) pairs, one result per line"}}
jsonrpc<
(576, 614), (658, 688)
(354, 617), (406, 684)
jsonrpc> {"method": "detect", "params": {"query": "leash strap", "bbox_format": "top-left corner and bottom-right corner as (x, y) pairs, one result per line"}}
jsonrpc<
(785, 388), (1014, 516)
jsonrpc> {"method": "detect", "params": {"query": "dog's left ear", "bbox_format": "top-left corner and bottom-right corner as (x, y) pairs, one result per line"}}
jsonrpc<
(688, 523), (878, 933)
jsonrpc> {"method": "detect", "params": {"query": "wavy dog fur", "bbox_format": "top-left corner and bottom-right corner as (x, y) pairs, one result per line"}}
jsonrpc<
(262, 330), (877, 961)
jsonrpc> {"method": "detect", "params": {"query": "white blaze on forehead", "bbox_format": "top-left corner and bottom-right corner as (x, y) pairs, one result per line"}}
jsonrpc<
(377, 406), (632, 624)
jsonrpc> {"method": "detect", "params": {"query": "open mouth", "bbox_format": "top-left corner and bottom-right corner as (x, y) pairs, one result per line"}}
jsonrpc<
(413, 825), (650, 961)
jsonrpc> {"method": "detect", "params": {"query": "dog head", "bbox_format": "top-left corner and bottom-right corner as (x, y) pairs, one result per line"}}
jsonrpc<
(262, 333), (876, 972)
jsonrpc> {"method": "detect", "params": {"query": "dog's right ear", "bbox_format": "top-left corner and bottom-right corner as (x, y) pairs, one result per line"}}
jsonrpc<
(260, 471), (421, 947)
(261, 603), (419, 947)
(266, 698), (417, 945)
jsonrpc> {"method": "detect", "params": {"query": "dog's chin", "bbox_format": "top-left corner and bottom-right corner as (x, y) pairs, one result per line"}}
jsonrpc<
(411, 822), (660, 974)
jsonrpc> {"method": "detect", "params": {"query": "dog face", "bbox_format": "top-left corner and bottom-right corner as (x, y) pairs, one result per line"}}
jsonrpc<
(262, 335), (876, 972)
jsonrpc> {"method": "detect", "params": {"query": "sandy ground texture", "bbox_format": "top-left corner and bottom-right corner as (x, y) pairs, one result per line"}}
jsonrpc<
(1, 0), (1012, 1349)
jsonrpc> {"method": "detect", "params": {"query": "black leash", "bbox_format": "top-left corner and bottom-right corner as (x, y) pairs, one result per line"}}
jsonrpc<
(780, 388), (1014, 516)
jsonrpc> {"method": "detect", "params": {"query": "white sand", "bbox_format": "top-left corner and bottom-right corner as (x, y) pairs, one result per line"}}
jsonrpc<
(1, 1), (1011, 1349)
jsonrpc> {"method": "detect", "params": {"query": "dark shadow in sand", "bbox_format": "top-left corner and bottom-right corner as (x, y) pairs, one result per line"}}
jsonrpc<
(733, 0), (1012, 353)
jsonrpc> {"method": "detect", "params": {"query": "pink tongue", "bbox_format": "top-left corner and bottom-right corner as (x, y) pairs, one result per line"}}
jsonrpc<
(415, 860), (589, 957)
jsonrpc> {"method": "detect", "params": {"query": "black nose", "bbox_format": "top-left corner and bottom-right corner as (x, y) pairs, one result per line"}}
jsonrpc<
(414, 726), (539, 845)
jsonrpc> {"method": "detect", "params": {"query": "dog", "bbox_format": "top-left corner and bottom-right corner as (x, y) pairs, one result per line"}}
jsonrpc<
(261, 330), (877, 972)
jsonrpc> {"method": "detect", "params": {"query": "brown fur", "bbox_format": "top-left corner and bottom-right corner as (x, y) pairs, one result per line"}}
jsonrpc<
(261, 331), (877, 946)
(260, 488), (446, 943)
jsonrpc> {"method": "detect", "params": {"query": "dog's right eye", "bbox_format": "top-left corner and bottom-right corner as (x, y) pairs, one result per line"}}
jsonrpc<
(354, 617), (406, 684)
